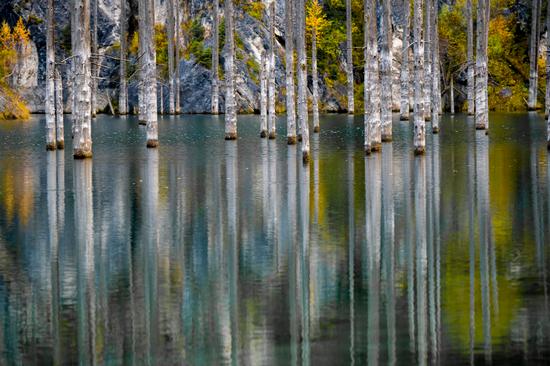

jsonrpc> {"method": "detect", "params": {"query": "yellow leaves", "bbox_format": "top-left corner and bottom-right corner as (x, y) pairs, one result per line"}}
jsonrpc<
(306, 0), (331, 37)
(12, 17), (30, 45)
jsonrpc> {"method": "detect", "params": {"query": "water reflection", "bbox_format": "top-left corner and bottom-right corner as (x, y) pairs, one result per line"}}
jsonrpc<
(0, 114), (549, 364)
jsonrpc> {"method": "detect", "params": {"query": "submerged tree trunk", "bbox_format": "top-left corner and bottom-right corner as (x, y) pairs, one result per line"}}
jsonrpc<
(72, 0), (93, 158)
(528, 0), (541, 110)
(365, 0), (381, 153)
(119, 0), (128, 115)
(312, 28), (320, 133)
(268, 0), (277, 139)
(285, 0), (297, 143)
(46, 0), (56, 150)
(224, 0), (238, 139)
(466, 0), (474, 115)
(142, 0), (158, 147)
(159, 80), (164, 114)
(138, 0), (146, 124)
(413, 0), (426, 154)
(475, 0), (489, 130)
(400, 0), (411, 121)
(175, 1), (181, 114)
(297, 0), (310, 161)
(167, 0), (176, 114)
(380, 0), (393, 140)
(346, 0), (354, 114)
(423, 0), (431, 121)
(55, 69), (65, 149)
(260, 51), (268, 137)
(91, 0), (98, 118)
(212, 0), (220, 114)
(450, 77), (455, 114)
(431, 0), (441, 132)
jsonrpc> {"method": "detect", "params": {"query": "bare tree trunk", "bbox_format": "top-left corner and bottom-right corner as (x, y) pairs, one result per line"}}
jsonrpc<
(260, 51), (268, 137)
(138, 0), (146, 124)
(212, 0), (220, 114)
(346, 0), (354, 114)
(380, 0), (393, 141)
(91, 0), (98, 118)
(423, 0), (431, 121)
(450, 77), (455, 114)
(312, 28), (320, 133)
(159, 80), (164, 114)
(167, 0), (176, 114)
(400, 0), (411, 121)
(119, 0), (128, 115)
(72, 0), (93, 158)
(466, 0), (474, 115)
(142, 0), (158, 147)
(431, 0), (441, 132)
(297, 0), (309, 161)
(285, 0), (297, 143)
(475, 0), (489, 130)
(545, 0), (550, 117)
(175, 1), (181, 114)
(365, 0), (381, 153)
(528, 0), (541, 110)
(46, 0), (56, 150)
(224, 0), (238, 139)
(268, 0), (277, 139)
(55, 69), (65, 149)
(413, 0), (426, 154)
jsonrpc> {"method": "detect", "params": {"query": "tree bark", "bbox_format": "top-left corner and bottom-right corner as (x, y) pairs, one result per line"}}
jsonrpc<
(545, 0), (550, 117)
(413, 0), (426, 154)
(466, 0), (474, 115)
(528, 0), (541, 110)
(431, 0), (441, 132)
(91, 0), (98, 118)
(450, 77), (455, 114)
(167, 0), (176, 114)
(268, 0), (277, 139)
(212, 0), (220, 114)
(260, 51), (268, 137)
(423, 0), (431, 121)
(138, 0), (146, 124)
(119, 0), (128, 115)
(46, 0), (56, 150)
(142, 0), (158, 147)
(365, 0), (381, 153)
(380, 0), (393, 141)
(312, 27), (320, 133)
(224, 0), (238, 139)
(55, 68), (65, 149)
(297, 0), (310, 161)
(72, 0), (93, 158)
(400, 0), (411, 121)
(346, 0), (354, 114)
(175, 0), (181, 114)
(475, 0), (489, 130)
(285, 0), (297, 143)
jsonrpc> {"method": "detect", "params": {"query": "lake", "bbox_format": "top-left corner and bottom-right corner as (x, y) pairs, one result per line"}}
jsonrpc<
(0, 113), (548, 365)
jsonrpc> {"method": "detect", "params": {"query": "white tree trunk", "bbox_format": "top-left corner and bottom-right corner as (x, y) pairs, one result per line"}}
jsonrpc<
(431, 0), (441, 132)
(475, 0), (489, 130)
(55, 68), (65, 149)
(423, 0), (431, 121)
(138, 0), (146, 124)
(466, 0), (474, 115)
(224, 0), (238, 139)
(175, 1), (181, 114)
(285, 0), (297, 143)
(365, 0), (381, 153)
(413, 0), (426, 154)
(260, 51), (268, 137)
(400, 0), (411, 121)
(380, 0), (393, 141)
(91, 0), (98, 118)
(72, 0), (93, 158)
(167, 0), (176, 114)
(119, 0), (128, 115)
(546, 0), (550, 118)
(268, 0), (277, 139)
(450, 77), (455, 114)
(528, 0), (541, 110)
(142, 0), (158, 147)
(159, 80), (164, 114)
(46, 0), (56, 150)
(312, 29), (320, 133)
(212, 0), (220, 114)
(297, 0), (309, 161)
(346, 0), (354, 114)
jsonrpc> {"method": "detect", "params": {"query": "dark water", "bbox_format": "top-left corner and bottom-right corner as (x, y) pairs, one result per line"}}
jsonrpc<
(0, 113), (549, 365)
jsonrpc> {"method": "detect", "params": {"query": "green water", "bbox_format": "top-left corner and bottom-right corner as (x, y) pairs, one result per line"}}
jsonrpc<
(0, 113), (548, 365)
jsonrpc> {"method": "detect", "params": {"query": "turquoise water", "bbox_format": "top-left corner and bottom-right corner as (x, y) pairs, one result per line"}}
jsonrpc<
(0, 113), (548, 365)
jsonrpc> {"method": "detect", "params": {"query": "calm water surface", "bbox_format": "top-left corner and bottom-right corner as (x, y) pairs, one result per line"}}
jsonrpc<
(0, 113), (549, 365)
